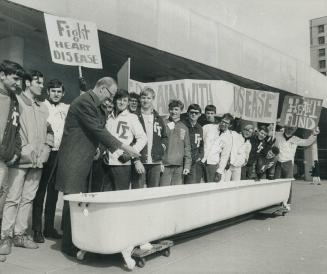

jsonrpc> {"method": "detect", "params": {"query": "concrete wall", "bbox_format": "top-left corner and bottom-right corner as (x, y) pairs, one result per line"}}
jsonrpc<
(10, 0), (327, 106)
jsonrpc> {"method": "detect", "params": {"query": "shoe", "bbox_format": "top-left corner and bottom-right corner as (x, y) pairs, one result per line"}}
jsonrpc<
(0, 255), (6, 262)
(285, 204), (291, 211)
(139, 242), (153, 251)
(44, 229), (62, 239)
(13, 234), (38, 249)
(0, 237), (12, 255)
(33, 231), (45, 243)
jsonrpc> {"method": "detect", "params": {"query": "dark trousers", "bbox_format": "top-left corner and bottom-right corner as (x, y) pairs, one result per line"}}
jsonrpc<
(204, 164), (217, 182)
(32, 151), (59, 232)
(184, 161), (203, 184)
(241, 162), (256, 180)
(102, 165), (131, 191)
(61, 200), (78, 254)
(131, 164), (161, 189)
(274, 160), (293, 204)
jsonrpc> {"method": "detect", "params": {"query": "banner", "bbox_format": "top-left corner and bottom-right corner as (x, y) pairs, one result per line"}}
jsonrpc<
(117, 58), (130, 91)
(44, 13), (102, 68)
(233, 86), (279, 123)
(129, 79), (234, 115)
(280, 96), (323, 130)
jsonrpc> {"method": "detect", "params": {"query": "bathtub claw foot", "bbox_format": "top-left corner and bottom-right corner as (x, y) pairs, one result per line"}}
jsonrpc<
(122, 247), (136, 270)
(76, 250), (86, 261)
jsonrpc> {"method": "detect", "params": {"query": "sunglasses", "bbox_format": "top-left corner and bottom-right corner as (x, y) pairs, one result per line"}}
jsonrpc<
(189, 111), (200, 115)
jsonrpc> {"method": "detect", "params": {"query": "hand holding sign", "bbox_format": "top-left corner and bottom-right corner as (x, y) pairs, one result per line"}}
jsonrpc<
(313, 127), (320, 136)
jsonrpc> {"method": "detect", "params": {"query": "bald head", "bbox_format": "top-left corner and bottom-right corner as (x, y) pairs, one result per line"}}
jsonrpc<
(93, 77), (117, 102)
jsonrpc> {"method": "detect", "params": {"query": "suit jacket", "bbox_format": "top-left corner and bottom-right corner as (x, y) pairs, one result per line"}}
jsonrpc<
(55, 90), (122, 194)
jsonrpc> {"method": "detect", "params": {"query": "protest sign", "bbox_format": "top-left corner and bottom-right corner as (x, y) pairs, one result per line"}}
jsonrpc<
(44, 13), (102, 68)
(280, 96), (323, 130)
(233, 86), (279, 123)
(129, 79), (234, 115)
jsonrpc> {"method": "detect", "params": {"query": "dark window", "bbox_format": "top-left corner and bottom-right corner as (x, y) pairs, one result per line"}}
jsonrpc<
(318, 25), (324, 33)
(319, 60), (326, 68)
(318, 36), (325, 44)
(319, 48), (326, 57)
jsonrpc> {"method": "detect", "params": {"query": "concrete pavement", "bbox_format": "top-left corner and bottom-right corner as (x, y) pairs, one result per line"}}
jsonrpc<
(1, 180), (326, 274)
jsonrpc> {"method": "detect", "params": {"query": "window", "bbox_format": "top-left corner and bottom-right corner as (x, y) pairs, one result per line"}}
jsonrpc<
(318, 25), (324, 33)
(318, 36), (325, 44)
(319, 60), (326, 69)
(319, 48), (326, 57)
(321, 71), (326, 76)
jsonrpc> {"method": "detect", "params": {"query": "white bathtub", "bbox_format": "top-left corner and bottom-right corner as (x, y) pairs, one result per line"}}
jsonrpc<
(64, 179), (291, 267)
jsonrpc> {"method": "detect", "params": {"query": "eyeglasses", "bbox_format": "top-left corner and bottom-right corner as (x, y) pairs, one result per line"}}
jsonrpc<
(189, 111), (200, 115)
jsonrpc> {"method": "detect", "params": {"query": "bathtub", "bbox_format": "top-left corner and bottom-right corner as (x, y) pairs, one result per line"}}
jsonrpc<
(64, 178), (292, 268)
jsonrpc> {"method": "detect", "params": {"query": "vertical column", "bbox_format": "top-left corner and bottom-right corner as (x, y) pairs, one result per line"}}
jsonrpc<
(0, 36), (24, 65)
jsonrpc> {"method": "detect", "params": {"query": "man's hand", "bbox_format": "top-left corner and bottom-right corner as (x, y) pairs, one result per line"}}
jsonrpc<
(118, 153), (131, 163)
(121, 144), (141, 158)
(183, 169), (190, 175)
(5, 154), (18, 167)
(214, 172), (222, 182)
(94, 147), (101, 161)
(134, 160), (145, 174)
(313, 127), (320, 136)
(160, 164), (165, 173)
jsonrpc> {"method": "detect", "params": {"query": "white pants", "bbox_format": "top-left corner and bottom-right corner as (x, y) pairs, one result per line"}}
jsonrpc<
(1, 168), (42, 237)
(224, 165), (242, 182)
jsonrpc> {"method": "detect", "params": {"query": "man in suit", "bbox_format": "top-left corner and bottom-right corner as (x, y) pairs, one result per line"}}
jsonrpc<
(55, 77), (139, 256)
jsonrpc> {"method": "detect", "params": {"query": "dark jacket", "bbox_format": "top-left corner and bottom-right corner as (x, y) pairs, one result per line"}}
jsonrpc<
(0, 91), (21, 162)
(136, 110), (168, 163)
(310, 163), (320, 177)
(247, 135), (273, 165)
(55, 91), (122, 194)
(181, 118), (204, 164)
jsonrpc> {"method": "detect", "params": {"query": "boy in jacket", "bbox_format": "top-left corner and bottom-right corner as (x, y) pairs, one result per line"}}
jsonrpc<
(0, 61), (24, 224)
(32, 79), (69, 243)
(0, 70), (54, 255)
(160, 100), (191, 186)
(181, 104), (204, 184)
(131, 87), (168, 189)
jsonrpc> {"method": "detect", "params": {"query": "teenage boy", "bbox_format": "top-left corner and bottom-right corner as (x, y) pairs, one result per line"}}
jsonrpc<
(103, 89), (147, 190)
(32, 79), (69, 243)
(256, 146), (280, 180)
(131, 87), (167, 189)
(0, 60), (24, 223)
(128, 92), (140, 113)
(0, 70), (54, 255)
(160, 100), (191, 186)
(198, 104), (218, 126)
(225, 124), (253, 182)
(181, 104), (204, 184)
(202, 113), (233, 182)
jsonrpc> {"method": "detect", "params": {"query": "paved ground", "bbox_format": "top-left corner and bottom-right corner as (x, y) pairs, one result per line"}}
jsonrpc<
(1, 180), (326, 274)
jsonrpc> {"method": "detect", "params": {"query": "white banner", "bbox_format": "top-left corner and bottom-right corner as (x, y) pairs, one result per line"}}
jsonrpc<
(44, 13), (102, 68)
(129, 79), (235, 116)
(233, 86), (279, 123)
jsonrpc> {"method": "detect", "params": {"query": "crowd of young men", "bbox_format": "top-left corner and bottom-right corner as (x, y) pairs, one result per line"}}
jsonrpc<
(0, 59), (320, 261)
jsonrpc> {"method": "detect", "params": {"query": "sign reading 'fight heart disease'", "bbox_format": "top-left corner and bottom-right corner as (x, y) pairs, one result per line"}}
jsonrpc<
(280, 96), (323, 130)
(44, 13), (102, 68)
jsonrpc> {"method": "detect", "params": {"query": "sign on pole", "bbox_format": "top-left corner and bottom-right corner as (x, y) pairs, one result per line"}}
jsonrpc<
(280, 96), (323, 130)
(233, 86), (279, 123)
(44, 13), (102, 68)
(117, 58), (130, 91)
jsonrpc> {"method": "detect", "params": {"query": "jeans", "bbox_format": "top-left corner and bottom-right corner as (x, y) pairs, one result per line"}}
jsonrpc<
(0, 160), (9, 219)
(160, 166), (183, 186)
(274, 161), (293, 204)
(204, 164), (218, 182)
(184, 161), (203, 184)
(1, 168), (42, 237)
(131, 164), (161, 189)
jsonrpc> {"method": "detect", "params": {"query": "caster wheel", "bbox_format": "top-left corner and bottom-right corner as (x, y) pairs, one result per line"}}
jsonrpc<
(163, 248), (170, 257)
(282, 212), (286, 216)
(0, 255), (6, 262)
(76, 250), (86, 261)
(137, 258), (146, 268)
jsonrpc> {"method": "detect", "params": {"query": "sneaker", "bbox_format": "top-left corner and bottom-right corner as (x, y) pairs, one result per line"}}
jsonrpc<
(0, 255), (6, 262)
(0, 237), (12, 255)
(13, 234), (38, 249)
(140, 242), (153, 251)
(285, 204), (291, 211)
(33, 231), (45, 243)
(43, 229), (62, 239)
